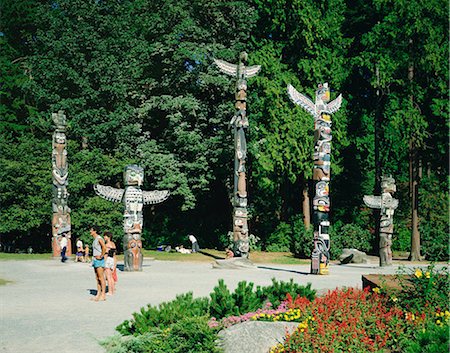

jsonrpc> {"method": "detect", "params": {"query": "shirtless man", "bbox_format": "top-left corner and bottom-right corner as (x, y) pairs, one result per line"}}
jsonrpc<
(90, 226), (106, 301)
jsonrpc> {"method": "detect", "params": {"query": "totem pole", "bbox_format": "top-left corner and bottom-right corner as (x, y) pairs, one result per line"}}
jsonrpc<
(214, 52), (261, 258)
(288, 83), (342, 274)
(94, 165), (169, 271)
(51, 110), (72, 257)
(363, 175), (399, 266)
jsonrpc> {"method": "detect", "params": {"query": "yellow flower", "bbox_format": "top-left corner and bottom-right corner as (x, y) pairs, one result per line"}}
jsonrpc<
(373, 287), (381, 294)
(437, 320), (441, 325)
(415, 269), (423, 278)
(425, 271), (431, 279)
(391, 296), (398, 302)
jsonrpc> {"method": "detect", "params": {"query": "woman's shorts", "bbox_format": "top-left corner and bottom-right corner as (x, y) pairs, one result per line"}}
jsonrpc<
(105, 257), (114, 269)
(92, 258), (105, 268)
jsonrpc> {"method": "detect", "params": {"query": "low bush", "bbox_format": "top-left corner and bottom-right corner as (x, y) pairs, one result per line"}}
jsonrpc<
(330, 223), (372, 259)
(103, 316), (221, 353)
(291, 215), (313, 258)
(265, 222), (292, 252)
(116, 292), (210, 335)
(394, 265), (449, 312)
(209, 278), (316, 319)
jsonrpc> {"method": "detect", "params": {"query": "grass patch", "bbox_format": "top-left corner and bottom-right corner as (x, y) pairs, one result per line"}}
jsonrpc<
(0, 253), (54, 261)
(142, 249), (310, 265)
(0, 249), (310, 265)
(0, 278), (12, 285)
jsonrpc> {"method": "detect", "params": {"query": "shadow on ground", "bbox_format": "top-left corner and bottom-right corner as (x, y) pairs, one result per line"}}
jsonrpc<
(257, 266), (310, 276)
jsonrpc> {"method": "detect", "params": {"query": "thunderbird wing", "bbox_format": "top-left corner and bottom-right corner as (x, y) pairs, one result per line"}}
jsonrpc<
(94, 185), (124, 203)
(142, 190), (170, 205)
(326, 94), (343, 114)
(287, 84), (316, 117)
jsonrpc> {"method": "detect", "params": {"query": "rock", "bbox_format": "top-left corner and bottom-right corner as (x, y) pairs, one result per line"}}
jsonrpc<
(212, 257), (256, 269)
(217, 321), (299, 353)
(339, 248), (368, 264)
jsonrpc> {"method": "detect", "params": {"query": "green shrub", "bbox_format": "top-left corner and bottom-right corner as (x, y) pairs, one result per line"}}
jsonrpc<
(291, 215), (313, 258)
(116, 292), (210, 335)
(420, 223), (449, 261)
(392, 225), (411, 252)
(104, 317), (222, 353)
(231, 281), (260, 315)
(330, 223), (372, 259)
(101, 333), (158, 353)
(209, 278), (316, 319)
(255, 278), (316, 309)
(209, 279), (236, 319)
(395, 265), (449, 312)
(265, 222), (292, 252)
(403, 321), (450, 353)
(419, 175), (449, 262)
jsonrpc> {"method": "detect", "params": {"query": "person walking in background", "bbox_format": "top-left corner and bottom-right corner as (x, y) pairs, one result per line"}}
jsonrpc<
(188, 234), (199, 253)
(90, 226), (106, 301)
(103, 232), (117, 296)
(75, 238), (84, 262)
(59, 233), (68, 263)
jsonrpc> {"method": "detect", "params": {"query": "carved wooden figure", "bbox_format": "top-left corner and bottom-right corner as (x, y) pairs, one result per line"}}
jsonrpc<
(214, 52), (261, 258)
(51, 111), (72, 257)
(94, 165), (169, 271)
(364, 176), (399, 266)
(288, 83), (342, 274)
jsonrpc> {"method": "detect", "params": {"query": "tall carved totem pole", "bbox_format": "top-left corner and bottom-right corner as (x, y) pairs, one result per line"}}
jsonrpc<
(288, 83), (342, 274)
(364, 176), (399, 266)
(51, 110), (72, 257)
(214, 52), (261, 258)
(94, 165), (169, 271)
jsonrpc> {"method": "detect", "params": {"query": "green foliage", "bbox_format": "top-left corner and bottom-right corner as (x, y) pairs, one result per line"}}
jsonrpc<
(291, 215), (314, 258)
(418, 176), (450, 261)
(255, 278), (316, 309)
(116, 292), (209, 335)
(1, 0), (448, 259)
(403, 321), (450, 353)
(266, 222), (292, 252)
(395, 265), (449, 313)
(209, 279), (236, 319)
(104, 317), (221, 353)
(330, 223), (373, 259)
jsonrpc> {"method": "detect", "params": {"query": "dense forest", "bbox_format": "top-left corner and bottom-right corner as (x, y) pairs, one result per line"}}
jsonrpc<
(0, 0), (448, 260)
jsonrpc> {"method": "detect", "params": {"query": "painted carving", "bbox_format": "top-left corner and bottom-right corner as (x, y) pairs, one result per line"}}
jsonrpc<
(51, 111), (72, 257)
(363, 175), (399, 266)
(288, 83), (342, 275)
(214, 52), (261, 258)
(94, 165), (169, 271)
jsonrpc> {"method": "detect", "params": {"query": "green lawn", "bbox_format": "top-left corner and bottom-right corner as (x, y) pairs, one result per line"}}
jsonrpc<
(0, 253), (54, 260)
(0, 249), (310, 265)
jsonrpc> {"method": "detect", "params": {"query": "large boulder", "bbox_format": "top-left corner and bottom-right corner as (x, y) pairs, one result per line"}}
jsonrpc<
(339, 248), (369, 264)
(217, 321), (299, 353)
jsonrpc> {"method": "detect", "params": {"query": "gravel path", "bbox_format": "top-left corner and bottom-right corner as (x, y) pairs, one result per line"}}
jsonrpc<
(0, 258), (416, 353)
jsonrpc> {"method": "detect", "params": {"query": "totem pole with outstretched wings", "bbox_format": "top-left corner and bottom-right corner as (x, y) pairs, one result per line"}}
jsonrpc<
(214, 52), (261, 258)
(288, 83), (342, 275)
(94, 165), (169, 271)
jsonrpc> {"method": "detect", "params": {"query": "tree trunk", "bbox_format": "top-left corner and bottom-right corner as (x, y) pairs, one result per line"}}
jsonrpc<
(302, 184), (311, 230)
(407, 55), (421, 261)
(409, 141), (421, 260)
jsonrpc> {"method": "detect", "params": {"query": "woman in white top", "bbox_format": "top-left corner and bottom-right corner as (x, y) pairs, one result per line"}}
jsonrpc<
(103, 232), (117, 296)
